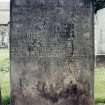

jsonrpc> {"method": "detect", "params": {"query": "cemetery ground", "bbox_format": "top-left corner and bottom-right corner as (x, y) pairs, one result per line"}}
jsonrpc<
(0, 48), (105, 105)
(0, 48), (10, 105)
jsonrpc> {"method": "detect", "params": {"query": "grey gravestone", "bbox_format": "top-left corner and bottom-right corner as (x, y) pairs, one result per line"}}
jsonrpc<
(10, 0), (94, 105)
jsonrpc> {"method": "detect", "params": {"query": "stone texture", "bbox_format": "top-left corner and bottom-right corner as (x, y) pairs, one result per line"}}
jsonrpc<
(10, 0), (94, 105)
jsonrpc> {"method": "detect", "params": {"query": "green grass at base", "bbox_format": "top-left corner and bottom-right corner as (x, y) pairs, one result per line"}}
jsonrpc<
(0, 48), (10, 105)
(95, 67), (105, 104)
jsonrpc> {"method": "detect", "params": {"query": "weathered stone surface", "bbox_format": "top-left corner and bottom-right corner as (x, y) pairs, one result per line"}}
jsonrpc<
(10, 0), (94, 105)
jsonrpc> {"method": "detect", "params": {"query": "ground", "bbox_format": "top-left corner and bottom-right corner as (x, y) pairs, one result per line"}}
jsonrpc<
(95, 67), (105, 104)
(0, 48), (105, 105)
(0, 48), (10, 105)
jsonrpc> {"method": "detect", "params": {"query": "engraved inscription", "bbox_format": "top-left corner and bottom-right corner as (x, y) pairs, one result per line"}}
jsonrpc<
(11, 23), (75, 59)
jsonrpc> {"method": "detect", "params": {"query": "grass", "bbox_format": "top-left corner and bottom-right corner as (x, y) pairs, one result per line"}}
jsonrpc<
(95, 67), (105, 104)
(0, 48), (105, 105)
(0, 48), (10, 105)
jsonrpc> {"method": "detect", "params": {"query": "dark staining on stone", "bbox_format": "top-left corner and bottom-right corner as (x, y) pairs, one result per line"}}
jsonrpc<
(59, 23), (75, 60)
(82, 0), (92, 8)
(27, 39), (42, 55)
(71, 84), (77, 94)
(63, 23), (75, 70)
(56, 0), (63, 8)
(65, 23), (75, 57)
(25, 0), (31, 6)
(36, 81), (59, 103)
(19, 78), (23, 88)
(65, 24), (74, 39)
(60, 23), (75, 41)
(36, 74), (86, 103)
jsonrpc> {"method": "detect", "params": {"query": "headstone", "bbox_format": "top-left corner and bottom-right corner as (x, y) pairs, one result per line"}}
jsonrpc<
(10, 0), (94, 105)
(95, 8), (105, 55)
